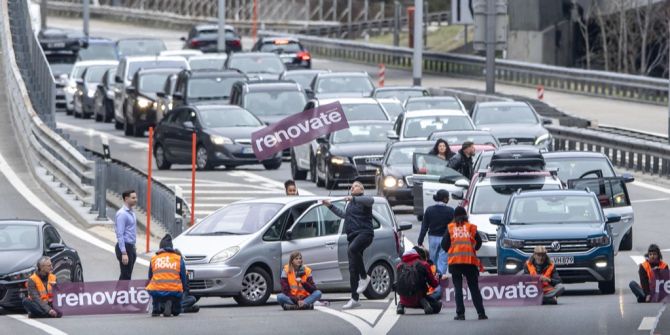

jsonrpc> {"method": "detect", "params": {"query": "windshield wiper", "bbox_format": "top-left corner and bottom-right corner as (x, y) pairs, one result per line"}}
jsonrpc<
(198, 231), (242, 235)
(509, 222), (527, 225)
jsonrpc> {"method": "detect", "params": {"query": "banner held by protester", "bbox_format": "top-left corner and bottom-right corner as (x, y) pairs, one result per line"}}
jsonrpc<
(53, 280), (150, 315)
(441, 275), (543, 307)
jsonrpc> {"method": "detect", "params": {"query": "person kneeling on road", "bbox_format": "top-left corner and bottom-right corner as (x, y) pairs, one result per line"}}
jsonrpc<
(396, 246), (442, 315)
(630, 244), (668, 303)
(22, 256), (62, 318)
(523, 246), (565, 305)
(146, 234), (187, 317)
(277, 251), (322, 310)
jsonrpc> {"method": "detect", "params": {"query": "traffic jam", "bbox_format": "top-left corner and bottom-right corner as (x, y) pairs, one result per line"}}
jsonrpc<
(2, 16), (668, 335)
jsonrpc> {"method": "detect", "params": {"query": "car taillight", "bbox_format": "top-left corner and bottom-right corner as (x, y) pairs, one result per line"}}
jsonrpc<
(190, 39), (202, 48)
(297, 51), (311, 61)
(228, 39), (241, 47)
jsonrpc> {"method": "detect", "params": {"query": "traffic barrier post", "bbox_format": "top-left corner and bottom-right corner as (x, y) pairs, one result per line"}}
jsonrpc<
(378, 63), (385, 87)
(191, 132), (196, 226)
(537, 85), (544, 100)
(146, 127), (153, 253)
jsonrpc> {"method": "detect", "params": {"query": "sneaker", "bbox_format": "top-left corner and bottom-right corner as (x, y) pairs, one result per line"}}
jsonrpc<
(478, 314), (488, 320)
(313, 301), (330, 307)
(419, 298), (433, 314)
(396, 304), (405, 315)
(162, 300), (172, 317)
(300, 304), (314, 310)
(356, 276), (371, 294)
(281, 304), (299, 311)
(342, 299), (361, 310)
(454, 314), (465, 320)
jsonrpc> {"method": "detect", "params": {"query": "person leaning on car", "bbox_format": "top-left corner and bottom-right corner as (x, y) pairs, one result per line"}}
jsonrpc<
(630, 244), (668, 303)
(448, 141), (476, 179)
(22, 256), (62, 318)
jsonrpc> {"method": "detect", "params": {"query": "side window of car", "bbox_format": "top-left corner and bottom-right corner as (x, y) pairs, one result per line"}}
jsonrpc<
(43, 226), (61, 249)
(373, 203), (393, 230)
(321, 203), (344, 236)
(291, 206), (320, 239)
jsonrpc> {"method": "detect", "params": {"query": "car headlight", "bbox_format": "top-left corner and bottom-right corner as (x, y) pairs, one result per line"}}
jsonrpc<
(211, 135), (233, 145)
(501, 238), (524, 249)
(106, 90), (114, 100)
(6, 267), (35, 281)
(87, 88), (96, 98)
(210, 246), (240, 263)
(588, 235), (610, 247)
(66, 83), (77, 94)
(330, 156), (348, 165)
(534, 133), (551, 147)
(167, 101), (173, 110)
(384, 176), (397, 188)
(137, 96), (153, 109)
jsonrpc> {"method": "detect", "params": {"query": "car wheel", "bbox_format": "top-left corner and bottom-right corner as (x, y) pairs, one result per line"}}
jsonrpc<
(114, 119), (123, 130)
(73, 109), (81, 118)
(324, 165), (336, 190)
(291, 151), (307, 180)
(132, 125), (144, 137)
(263, 160), (281, 170)
(154, 144), (171, 170)
(309, 152), (317, 183)
(363, 261), (393, 300)
(224, 165), (236, 170)
(95, 113), (102, 122)
(598, 262), (616, 294)
(123, 120), (133, 136)
(71, 263), (84, 282)
(196, 145), (213, 170)
(233, 267), (271, 306)
(619, 229), (633, 251)
(66, 108), (73, 116)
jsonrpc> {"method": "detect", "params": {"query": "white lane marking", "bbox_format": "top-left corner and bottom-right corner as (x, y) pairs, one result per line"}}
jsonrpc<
(316, 306), (374, 334)
(631, 198), (670, 204)
(650, 303), (667, 335)
(229, 171), (316, 196)
(6, 315), (68, 335)
(342, 309), (384, 325)
(638, 316), (657, 330)
(630, 255), (645, 265)
(0, 151), (150, 267)
(632, 181), (670, 195)
(182, 197), (253, 201)
(57, 122), (148, 148)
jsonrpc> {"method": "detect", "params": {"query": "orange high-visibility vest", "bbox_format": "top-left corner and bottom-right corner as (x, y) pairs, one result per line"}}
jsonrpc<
(146, 252), (183, 292)
(642, 260), (669, 284)
(526, 260), (556, 294)
(447, 222), (480, 267)
(283, 264), (312, 299)
(25, 273), (56, 302)
(427, 264), (438, 296)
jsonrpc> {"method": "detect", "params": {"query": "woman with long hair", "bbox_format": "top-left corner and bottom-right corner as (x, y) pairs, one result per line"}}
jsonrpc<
(428, 139), (454, 160)
(277, 251), (322, 310)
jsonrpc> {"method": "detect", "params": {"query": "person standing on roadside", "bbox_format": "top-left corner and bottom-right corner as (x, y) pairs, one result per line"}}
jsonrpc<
(285, 180), (299, 196)
(448, 141), (476, 179)
(418, 189), (453, 276)
(22, 257), (62, 318)
(323, 181), (374, 310)
(115, 190), (138, 280)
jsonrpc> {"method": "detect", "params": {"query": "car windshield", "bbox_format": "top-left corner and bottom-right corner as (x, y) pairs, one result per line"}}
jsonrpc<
(0, 225), (39, 251)
(375, 89), (426, 102)
(189, 57), (227, 70)
(259, 42), (302, 53)
(509, 195), (602, 224)
(403, 115), (474, 138)
(199, 108), (262, 128)
(341, 103), (388, 121)
(78, 44), (117, 61)
(332, 124), (391, 144)
(544, 157), (615, 182)
(474, 105), (538, 125)
(139, 73), (172, 93)
(380, 101), (404, 119)
(188, 203), (283, 235)
(414, 153), (465, 179)
(405, 98), (460, 111)
(244, 90), (306, 116)
(228, 55), (285, 74)
(127, 61), (187, 80)
(84, 66), (113, 83)
(283, 73), (319, 89)
(117, 39), (166, 57)
(316, 76), (374, 95)
(470, 182), (561, 214)
(430, 132), (498, 146)
(386, 145), (432, 165)
(188, 77), (241, 99)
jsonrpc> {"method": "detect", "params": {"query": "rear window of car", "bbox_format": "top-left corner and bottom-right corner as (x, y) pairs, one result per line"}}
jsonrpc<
(117, 39), (166, 57)
(341, 103), (388, 121)
(127, 60), (188, 80)
(544, 157), (616, 182)
(259, 41), (303, 53)
(470, 182), (561, 214)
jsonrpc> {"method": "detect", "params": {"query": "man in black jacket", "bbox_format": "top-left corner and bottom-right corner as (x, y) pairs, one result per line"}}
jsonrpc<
(448, 141), (476, 179)
(323, 181), (374, 310)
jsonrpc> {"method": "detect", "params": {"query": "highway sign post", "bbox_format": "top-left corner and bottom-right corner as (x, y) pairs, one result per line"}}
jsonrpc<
(412, 0), (423, 86)
(473, 0), (508, 94)
(218, 0), (226, 52)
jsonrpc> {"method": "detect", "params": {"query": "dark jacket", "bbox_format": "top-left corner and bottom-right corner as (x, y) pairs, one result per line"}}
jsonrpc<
(523, 259), (562, 287)
(327, 195), (374, 237)
(147, 248), (188, 298)
(280, 265), (318, 303)
(637, 260), (667, 295)
(448, 150), (474, 179)
(397, 252), (439, 307)
(418, 204), (454, 246)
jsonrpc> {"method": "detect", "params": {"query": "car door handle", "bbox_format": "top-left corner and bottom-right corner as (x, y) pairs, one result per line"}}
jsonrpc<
(324, 242), (337, 248)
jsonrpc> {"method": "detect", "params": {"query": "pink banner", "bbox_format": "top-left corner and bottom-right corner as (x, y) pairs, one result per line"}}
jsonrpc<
(651, 268), (670, 302)
(53, 280), (150, 316)
(441, 275), (543, 307)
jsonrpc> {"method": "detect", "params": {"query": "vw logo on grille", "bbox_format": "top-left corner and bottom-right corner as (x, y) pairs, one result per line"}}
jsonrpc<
(551, 241), (561, 252)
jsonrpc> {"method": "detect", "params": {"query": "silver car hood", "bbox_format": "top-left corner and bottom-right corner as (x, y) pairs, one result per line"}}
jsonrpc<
(173, 233), (254, 259)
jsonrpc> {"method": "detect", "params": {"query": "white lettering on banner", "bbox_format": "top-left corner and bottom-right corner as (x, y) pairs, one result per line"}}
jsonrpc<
(451, 226), (471, 239)
(444, 282), (539, 302)
(254, 109), (341, 153)
(655, 280), (670, 294)
(155, 256), (177, 270)
(56, 286), (150, 307)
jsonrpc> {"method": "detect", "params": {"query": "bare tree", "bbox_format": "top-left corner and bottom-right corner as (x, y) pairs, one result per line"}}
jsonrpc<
(593, 1), (609, 71)
(573, 0), (595, 69)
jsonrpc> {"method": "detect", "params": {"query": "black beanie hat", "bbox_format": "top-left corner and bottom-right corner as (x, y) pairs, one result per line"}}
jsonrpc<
(454, 206), (467, 218)
(648, 244), (663, 259)
(432, 189), (450, 202)
(160, 234), (173, 250)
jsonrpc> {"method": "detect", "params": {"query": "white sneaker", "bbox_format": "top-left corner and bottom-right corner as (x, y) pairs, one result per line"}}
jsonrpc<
(356, 276), (371, 294)
(342, 299), (361, 310)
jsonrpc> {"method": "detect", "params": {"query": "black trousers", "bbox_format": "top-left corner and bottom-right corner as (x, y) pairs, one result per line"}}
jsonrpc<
(115, 243), (137, 280)
(348, 232), (373, 300)
(629, 281), (647, 303)
(450, 264), (486, 316)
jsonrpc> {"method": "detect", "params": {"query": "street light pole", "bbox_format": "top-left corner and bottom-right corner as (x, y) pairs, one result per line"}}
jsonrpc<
(412, 0), (423, 86)
(83, 0), (90, 37)
(218, 0), (227, 53)
(485, 0), (496, 94)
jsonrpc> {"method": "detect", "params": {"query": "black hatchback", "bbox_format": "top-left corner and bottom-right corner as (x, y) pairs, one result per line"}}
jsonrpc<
(182, 24), (242, 53)
(0, 220), (83, 310)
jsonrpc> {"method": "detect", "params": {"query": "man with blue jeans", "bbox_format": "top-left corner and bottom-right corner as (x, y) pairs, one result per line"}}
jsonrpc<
(418, 189), (453, 275)
(115, 190), (138, 280)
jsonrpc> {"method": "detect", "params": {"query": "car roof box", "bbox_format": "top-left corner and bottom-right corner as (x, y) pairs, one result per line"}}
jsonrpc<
(489, 147), (545, 172)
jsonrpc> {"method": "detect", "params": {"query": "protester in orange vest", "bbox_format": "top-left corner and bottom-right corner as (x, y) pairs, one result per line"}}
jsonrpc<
(441, 206), (487, 321)
(630, 244), (668, 303)
(22, 256), (62, 318)
(146, 234), (187, 317)
(523, 246), (565, 305)
(277, 251), (322, 310)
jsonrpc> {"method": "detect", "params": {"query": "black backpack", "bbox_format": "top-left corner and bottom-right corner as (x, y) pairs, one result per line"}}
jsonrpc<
(396, 262), (425, 297)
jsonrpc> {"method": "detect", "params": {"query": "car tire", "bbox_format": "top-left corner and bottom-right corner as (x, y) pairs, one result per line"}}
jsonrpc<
(263, 160), (281, 170)
(154, 144), (171, 170)
(132, 125), (144, 137)
(598, 264), (616, 295)
(124, 120), (133, 136)
(66, 108), (73, 116)
(619, 229), (633, 251)
(363, 261), (393, 300)
(71, 263), (84, 282)
(324, 165), (336, 190)
(291, 151), (307, 180)
(114, 119), (123, 130)
(224, 165), (236, 170)
(73, 109), (81, 118)
(233, 266), (271, 306)
(95, 113), (102, 122)
(196, 145), (213, 170)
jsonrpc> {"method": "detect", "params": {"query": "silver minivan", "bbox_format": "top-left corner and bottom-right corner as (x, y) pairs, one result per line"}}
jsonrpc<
(173, 196), (411, 306)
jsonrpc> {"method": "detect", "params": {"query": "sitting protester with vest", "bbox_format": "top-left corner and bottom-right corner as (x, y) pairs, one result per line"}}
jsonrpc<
(630, 244), (668, 303)
(146, 234), (187, 317)
(396, 246), (442, 315)
(277, 251), (322, 310)
(22, 256), (62, 318)
(523, 246), (565, 305)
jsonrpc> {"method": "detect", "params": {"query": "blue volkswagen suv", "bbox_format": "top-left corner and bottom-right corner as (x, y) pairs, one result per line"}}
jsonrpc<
(489, 189), (618, 294)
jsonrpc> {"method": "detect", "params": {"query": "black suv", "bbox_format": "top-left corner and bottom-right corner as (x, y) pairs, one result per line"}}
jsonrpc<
(229, 80), (307, 125)
(182, 24), (242, 53)
(38, 28), (86, 56)
(170, 69), (247, 109)
(251, 37), (311, 69)
(124, 68), (182, 137)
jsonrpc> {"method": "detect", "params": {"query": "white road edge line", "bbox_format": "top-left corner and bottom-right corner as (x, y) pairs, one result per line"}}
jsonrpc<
(632, 181), (670, 195)
(6, 315), (68, 335)
(631, 198), (670, 204)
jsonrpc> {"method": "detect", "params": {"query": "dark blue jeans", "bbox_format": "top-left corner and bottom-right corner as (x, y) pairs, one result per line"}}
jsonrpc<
(152, 296), (182, 316)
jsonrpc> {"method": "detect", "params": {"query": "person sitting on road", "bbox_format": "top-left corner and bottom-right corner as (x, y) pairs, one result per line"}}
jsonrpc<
(146, 234), (188, 317)
(630, 244), (668, 303)
(22, 256), (62, 318)
(523, 246), (565, 305)
(277, 251), (322, 310)
(396, 246), (442, 315)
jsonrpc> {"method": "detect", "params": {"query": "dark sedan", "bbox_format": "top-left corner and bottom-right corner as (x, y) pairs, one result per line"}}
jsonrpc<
(124, 68), (182, 137)
(38, 28), (85, 56)
(251, 37), (311, 69)
(0, 220), (83, 310)
(153, 104), (282, 170)
(374, 141), (433, 207)
(171, 69), (248, 109)
(315, 121), (393, 189)
(74, 62), (118, 119)
(225, 52), (286, 80)
(93, 68), (117, 122)
(182, 24), (242, 53)
(471, 101), (553, 150)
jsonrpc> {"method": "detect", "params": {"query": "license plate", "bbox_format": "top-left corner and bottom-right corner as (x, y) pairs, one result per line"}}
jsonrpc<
(187, 270), (194, 280)
(242, 147), (254, 154)
(48, 42), (65, 48)
(551, 256), (574, 265)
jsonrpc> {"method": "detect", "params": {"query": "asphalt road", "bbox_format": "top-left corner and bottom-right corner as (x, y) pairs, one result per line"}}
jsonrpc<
(0, 14), (668, 335)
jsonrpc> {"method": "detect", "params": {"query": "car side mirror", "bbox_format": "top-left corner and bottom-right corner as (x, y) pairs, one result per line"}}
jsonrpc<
(75, 78), (84, 85)
(621, 173), (635, 183)
(97, 83), (104, 90)
(125, 86), (135, 94)
(489, 215), (503, 226)
(304, 88), (314, 99)
(285, 230), (293, 240)
(398, 222), (412, 231)
(606, 213), (621, 224)
(387, 130), (399, 140)
(451, 190), (464, 200)
(542, 118), (553, 125)
(454, 179), (470, 189)
(48, 243), (65, 252)
(183, 121), (194, 130)
(157, 91), (165, 98)
(115, 75), (123, 83)
(173, 92), (184, 100)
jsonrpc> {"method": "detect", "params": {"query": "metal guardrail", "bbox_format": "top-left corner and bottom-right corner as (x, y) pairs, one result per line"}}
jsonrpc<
(595, 125), (668, 144)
